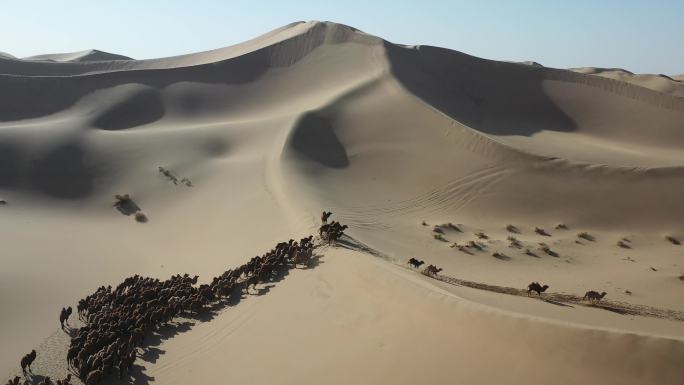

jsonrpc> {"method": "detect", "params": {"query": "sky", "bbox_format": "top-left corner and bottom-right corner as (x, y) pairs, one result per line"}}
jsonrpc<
(1, 0), (682, 75)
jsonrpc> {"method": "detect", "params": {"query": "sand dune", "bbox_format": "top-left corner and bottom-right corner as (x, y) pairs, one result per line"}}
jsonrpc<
(572, 67), (684, 97)
(23, 49), (133, 62)
(2, 21), (684, 384)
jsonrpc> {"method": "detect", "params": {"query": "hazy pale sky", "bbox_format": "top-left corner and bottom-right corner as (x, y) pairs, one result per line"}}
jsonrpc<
(1, 0), (682, 74)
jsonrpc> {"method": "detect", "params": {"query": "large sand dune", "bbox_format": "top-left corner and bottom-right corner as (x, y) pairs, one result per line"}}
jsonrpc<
(1, 21), (683, 384)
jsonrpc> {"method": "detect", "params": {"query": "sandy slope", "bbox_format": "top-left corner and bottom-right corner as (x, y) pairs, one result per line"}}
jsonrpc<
(571, 67), (684, 97)
(1, 21), (684, 384)
(23, 50), (133, 62)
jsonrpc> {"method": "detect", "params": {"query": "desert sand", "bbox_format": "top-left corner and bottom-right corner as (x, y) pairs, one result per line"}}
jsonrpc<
(1, 21), (684, 385)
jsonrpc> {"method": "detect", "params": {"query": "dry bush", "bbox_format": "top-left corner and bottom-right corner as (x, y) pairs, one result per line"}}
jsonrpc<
(617, 240), (631, 249)
(534, 227), (550, 236)
(577, 232), (595, 241)
(433, 233), (447, 242)
(538, 243), (558, 257)
(506, 224), (520, 233)
(666, 235), (681, 245)
(134, 212), (148, 223)
(447, 223), (461, 232)
(492, 251), (510, 260)
(508, 238), (522, 248)
(475, 232), (489, 240)
(555, 223), (568, 230)
(433, 226), (445, 234)
(467, 240), (483, 250)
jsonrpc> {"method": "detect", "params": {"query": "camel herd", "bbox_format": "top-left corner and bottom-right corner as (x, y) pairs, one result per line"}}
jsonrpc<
(13, 211), (345, 385)
(409, 261), (608, 304)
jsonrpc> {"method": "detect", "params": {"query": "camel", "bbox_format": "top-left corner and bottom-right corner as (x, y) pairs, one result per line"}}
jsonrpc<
(85, 369), (103, 385)
(583, 290), (607, 303)
(527, 282), (549, 296)
(5, 376), (21, 385)
(59, 306), (72, 328)
(20, 350), (36, 373)
(407, 258), (424, 269)
(321, 211), (333, 224)
(423, 265), (442, 275)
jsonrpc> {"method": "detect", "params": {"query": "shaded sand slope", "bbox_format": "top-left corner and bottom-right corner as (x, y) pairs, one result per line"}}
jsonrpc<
(1, 21), (684, 383)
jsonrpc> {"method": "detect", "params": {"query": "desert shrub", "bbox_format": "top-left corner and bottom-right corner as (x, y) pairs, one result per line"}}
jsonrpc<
(534, 227), (550, 236)
(135, 212), (148, 223)
(433, 233), (447, 242)
(447, 223), (461, 232)
(577, 232), (595, 241)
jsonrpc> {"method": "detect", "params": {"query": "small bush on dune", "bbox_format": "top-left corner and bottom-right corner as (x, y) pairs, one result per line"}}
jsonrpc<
(447, 223), (461, 232)
(475, 232), (488, 240)
(534, 227), (550, 236)
(135, 212), (148, 223)
(555, 223), (568, 230)
(433, 233), (447, 242)
(492, 251), (510, 260)
(467, 240), (483, 250)
(666, 235), (681, 245)
(577, 232), (595, 241)
(617, 240), (631, 249)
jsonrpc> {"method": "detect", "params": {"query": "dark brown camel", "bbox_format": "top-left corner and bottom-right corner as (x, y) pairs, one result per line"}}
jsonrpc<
(20, 349), (36, 373)
(407, 258), (425, 269)
(424, 265), (443, 275)
(583, 290), (607, 303)
(321, 211), (333, 224)
(59, 306), (72, 328)
(527, 282), (549, 296)
(85, 369), (103, 385)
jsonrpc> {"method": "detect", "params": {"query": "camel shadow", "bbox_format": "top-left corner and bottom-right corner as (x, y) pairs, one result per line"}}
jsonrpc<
(543, 299), (574, 308)
(138, 347), (165, 364)
(106, 363), (155, 385)
(20, 373), (49, 385)
(335, 235), (392, 261)
(298, 254), (325, 269)
(589, 304), (632, 315)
